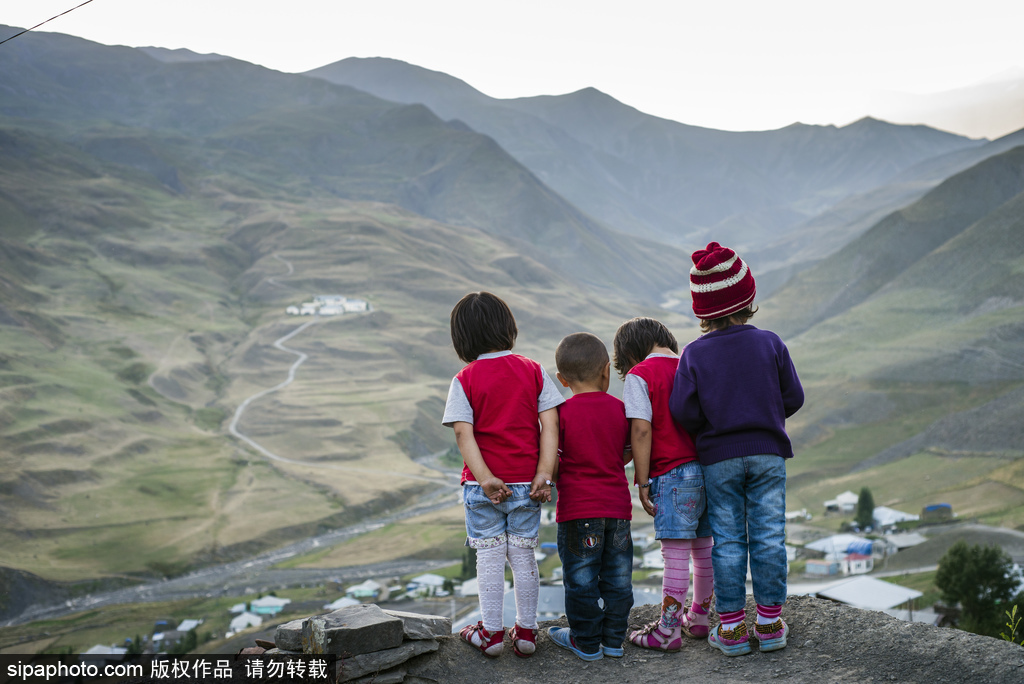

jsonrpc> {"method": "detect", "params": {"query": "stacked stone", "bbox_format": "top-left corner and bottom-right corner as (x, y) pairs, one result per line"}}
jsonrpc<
(272, 604), (451, 683)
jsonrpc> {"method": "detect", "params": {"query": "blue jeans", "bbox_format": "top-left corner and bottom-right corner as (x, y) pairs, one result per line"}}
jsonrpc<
(650, 460), (712, 539)
(463, 484), (541, 547)
(557, 518), (635, 653)
(702, 455), (787, 613)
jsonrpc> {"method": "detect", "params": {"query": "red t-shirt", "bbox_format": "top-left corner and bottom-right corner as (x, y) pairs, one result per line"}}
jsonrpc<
(629, 356), (698, 478)
(555, 392), (632, 523)
(456, 354), (545, 484)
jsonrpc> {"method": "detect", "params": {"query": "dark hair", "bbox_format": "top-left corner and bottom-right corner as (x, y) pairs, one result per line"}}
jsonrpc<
(699, 305), (758, 334)
(450, 292), (518, 362)
(555, 332), (609, 384)
(612, 317), (678, 379)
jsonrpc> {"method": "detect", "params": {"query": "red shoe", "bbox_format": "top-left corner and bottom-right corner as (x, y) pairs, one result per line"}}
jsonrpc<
(509, 624), (537, 657)
(460, 621), (505, 657)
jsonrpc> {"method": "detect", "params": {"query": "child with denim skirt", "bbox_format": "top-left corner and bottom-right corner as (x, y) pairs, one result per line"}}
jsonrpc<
(545, 332), (634, 661)
(442, 292), (565, 658)
(670, 242), (804, 656)
(614, 318), (716, 651)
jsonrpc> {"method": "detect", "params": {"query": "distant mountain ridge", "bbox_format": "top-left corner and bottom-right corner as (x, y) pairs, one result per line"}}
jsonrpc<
(0, 25), (686, 301)
(305, 57), (984, 253)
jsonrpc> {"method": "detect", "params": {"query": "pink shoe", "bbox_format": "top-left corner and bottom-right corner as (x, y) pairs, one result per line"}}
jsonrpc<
(629, 619), (682, 651)
(681, 611), (709, 638)
(460, 621), (505, 657)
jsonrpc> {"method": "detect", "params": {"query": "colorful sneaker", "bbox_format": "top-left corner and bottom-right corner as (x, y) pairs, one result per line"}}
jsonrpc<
(628, 618), (682, 652)
(509, 623), (537, 658)
(460, 621), (504, 657)
(601, 643), (625, 658)
(680, 611), (709, 639)
(708, 622), (752, 656)
(754, 618), (789, 652)
(547, 627), (603, 661)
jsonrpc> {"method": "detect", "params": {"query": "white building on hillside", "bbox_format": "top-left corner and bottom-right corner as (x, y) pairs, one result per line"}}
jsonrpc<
(227, 612), (263, 637)
(287, 295), (371, 315)
(824, 491), (859, 515)
(873, 506), (920, 529)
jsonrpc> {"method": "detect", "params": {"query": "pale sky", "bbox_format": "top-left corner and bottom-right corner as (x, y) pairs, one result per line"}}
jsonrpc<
(3, 0), (1023, 135)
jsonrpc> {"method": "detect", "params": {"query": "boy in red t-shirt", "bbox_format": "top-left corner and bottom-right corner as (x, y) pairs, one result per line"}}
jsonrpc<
(545, 332), (634, 661)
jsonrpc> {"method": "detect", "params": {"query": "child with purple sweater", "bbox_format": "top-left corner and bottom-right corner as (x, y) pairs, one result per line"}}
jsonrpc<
(669, 242), (804, 656)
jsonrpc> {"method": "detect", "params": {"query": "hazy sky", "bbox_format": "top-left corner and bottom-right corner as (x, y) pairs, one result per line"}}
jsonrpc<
(3, 0), (1023, 133)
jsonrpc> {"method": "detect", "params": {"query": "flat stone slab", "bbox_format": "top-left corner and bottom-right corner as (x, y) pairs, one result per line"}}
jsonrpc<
(303, 604), (404, 656)
(274, 618), (306, 652)
(382, 610), (452, 640)
(338, 639), (439, 682)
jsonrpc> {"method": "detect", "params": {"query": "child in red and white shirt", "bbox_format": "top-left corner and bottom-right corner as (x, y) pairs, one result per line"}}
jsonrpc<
(442, 292), (564, 658)
(614, 317), (715, 651)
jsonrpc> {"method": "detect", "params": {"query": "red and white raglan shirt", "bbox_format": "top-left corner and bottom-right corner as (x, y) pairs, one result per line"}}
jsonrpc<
(623, 354), (698, 477)
(442, 351), (565, 485)
(555, 392), (631, 523)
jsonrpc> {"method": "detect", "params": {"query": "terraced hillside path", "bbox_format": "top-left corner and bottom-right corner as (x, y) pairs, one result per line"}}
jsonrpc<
(227, 316), (455, 486)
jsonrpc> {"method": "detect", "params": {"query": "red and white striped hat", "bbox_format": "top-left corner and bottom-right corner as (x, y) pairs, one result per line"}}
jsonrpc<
(689, 241), (756, 320)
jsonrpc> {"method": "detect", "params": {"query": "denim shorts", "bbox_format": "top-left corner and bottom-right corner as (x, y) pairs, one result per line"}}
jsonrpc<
(463, 484), (541, 548)
(651, 461), (712, 539)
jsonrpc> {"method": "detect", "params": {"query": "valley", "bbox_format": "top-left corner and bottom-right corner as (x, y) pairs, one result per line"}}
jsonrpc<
(0, 23), (1022, 652)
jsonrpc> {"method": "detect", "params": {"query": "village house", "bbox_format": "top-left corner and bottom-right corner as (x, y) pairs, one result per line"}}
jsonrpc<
(226, 611), (263, 637)
(286, 294), (370, 316)
(815, 575), (935, 624)
(786, 508), (812, 522)
(407, 574), (447, 597)
(804, 534), (876, 575)
(921, 503), (955, 522)
(824, 490), (859, 515)
(323, 596), (360, 611)
(249, 595), (292, 615)
(873, 505), (920, 530)
(346, 579), (383, 601)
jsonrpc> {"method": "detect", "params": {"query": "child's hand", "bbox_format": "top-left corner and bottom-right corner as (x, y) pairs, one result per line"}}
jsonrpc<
(529, 473), (553, 502)
(639, 487), (656, 517)
(481, 477), (512, 505)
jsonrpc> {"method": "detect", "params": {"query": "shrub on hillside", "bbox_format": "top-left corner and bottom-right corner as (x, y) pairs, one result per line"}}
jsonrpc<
(936, 540), (1023, 638)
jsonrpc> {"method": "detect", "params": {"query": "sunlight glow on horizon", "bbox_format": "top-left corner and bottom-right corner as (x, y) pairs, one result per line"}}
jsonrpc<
(2, 0), (1023, 136)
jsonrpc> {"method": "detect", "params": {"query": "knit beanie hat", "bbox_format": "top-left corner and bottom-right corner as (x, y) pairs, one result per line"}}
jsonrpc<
(689, 241), (756, 320)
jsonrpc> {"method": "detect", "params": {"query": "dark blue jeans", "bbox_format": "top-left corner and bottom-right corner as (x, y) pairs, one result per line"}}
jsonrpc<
(557, 518), (635, 653)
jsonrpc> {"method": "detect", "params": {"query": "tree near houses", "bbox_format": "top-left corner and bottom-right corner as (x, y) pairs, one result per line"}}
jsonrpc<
(856, 487), (875, 530)
(936, 540), (1022, 637)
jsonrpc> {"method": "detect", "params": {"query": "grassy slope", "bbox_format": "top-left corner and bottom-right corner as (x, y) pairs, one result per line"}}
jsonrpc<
(0, 118), (698, 582)
(775, 149), (1024, 525)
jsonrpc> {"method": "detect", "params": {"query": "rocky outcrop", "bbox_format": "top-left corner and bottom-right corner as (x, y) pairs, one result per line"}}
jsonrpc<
(270, 604), (451, 683)
(262, 597), (1024, 684)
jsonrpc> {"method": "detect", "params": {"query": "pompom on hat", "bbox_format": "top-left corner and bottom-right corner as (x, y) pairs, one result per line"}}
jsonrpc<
(689, 241), (756, 320)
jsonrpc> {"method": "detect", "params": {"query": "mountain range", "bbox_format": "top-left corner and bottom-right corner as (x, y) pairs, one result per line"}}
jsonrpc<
(306, 57), (984, 254)
(0, 25), (1022, 588)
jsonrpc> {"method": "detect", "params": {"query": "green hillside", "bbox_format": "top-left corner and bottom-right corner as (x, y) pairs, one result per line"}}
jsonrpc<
(760, 145), (1024, 338)
(1, 24), (1022, 592)
(768, 147), (1024, 525)
(0, 30), (698, 583)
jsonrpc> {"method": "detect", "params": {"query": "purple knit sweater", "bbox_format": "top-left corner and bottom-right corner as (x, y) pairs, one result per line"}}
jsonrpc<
(669, 325), (803, 465)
